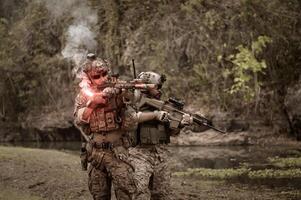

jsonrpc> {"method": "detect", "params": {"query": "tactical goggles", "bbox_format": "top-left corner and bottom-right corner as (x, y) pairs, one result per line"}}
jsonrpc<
(91, 71), (108, 79)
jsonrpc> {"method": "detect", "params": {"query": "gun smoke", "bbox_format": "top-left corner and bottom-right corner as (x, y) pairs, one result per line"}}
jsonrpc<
(40, 0), (98, 74)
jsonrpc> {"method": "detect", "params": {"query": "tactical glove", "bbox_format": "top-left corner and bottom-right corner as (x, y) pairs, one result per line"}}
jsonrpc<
(154, 110), (169, 122)
(87, 93), (107, 108)
(181, 114), (193, 126)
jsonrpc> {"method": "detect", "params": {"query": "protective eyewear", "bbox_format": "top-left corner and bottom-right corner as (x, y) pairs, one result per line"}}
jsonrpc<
(91, 71), (108, 79)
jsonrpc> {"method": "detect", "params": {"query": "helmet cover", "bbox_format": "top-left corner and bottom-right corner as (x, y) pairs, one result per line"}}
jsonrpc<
(138, 71), (166, 88)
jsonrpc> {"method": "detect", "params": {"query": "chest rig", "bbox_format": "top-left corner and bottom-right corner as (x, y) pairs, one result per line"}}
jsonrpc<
(89, 95), (124, 133)
(137, 105), (170, 145)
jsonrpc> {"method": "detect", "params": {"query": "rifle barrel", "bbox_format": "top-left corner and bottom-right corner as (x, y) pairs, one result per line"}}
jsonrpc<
(193, 118), (226, 134)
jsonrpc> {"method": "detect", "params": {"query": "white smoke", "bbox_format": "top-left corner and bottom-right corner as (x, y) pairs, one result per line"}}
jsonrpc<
(40, 0), (98, 73)
(61, 24), (97, 66)
(43, 0), (76, 19)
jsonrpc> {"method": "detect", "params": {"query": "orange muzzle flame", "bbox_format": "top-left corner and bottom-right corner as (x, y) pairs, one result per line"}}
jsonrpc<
(82, 87), (94, 97)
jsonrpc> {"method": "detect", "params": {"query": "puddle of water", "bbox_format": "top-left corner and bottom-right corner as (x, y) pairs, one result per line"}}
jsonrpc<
(168, 145), (301, 193)
(169, 145), (301, 170)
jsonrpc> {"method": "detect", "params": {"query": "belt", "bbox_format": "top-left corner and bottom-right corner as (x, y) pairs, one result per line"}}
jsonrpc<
(91, 131), (125, 150)
(92, 139), (124, 150)
(93, 142), (114, 150)
(92, 131), (109, 135)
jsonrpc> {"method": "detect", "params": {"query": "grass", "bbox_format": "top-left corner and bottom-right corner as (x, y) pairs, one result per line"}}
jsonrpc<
(268, 157), (301, 168)
(173, 167), (301, 179)
(249, 168), (301, 179)
(173, 167), (250, 179)
(172, 155), (301, 180)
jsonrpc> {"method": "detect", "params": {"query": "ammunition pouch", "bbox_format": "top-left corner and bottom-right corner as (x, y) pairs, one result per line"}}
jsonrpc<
(89, 95), (124, 132)
(139, 123), (169, 145)
(90, 109), (121, 132)
(80, 142), (88, 171)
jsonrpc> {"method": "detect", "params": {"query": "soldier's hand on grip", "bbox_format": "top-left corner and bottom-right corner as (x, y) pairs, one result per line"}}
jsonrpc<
(154, 111), (169, 122)
(87, 93), (107, 108)
(181, 114), (193, 126)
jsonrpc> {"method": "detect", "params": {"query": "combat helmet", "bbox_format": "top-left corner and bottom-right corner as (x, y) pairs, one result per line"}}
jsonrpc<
(83, 53), (111, 79)
(137, 71), (166, 89)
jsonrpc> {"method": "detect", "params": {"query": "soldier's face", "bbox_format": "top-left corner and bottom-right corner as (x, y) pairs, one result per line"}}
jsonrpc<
(91, 71), (108, 86)
(148, 88), (162, 99)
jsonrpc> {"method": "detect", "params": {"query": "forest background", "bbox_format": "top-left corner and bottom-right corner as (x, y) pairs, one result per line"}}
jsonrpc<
(0, 0), (300, 142)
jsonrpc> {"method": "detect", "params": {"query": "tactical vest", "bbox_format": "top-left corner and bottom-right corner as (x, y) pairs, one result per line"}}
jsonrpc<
(89, 95), (124, 132)
(135, 106), (170, 145)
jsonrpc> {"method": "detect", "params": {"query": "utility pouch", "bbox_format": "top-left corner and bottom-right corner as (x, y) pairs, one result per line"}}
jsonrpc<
(90, 108), (106, 132)
(139, 124), (168, 144)
(86, 142), (93, 162)
(157, 124), (169, 144)
(80, 142), (88, 171)
(91, 150), (105, 169)
(105, 112), (117, 129)
(140, 125), (159, 144)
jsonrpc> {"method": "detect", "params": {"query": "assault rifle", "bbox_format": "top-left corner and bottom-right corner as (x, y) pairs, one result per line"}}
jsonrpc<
(137, 96), (226, 133)
(82, 77), (157, 98)
(95, 75), (157, 90)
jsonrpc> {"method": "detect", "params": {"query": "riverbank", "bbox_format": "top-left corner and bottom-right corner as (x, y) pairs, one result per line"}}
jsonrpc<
(1, 146), (301, 200)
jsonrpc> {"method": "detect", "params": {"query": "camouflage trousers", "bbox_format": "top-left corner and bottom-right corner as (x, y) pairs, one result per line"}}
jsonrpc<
(88, 148), (136, 200)
(128, 146), (173, 200)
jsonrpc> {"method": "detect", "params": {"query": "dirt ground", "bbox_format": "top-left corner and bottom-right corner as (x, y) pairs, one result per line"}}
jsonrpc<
(0, 146), (300, 200)
(0, 147), (90, 200)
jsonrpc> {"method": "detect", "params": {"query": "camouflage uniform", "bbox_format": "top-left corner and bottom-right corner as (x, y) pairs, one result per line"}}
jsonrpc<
(128, 143), (174, 200)
(74, 56), (136, 200)
(128, 72), (182, 200)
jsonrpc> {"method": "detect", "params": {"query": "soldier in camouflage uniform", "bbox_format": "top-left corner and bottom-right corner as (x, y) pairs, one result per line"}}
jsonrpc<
(74, 54), (137, 200)
(128, 72), (193, 200)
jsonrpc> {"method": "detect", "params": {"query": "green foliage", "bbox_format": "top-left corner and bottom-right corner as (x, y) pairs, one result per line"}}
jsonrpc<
(227, 36), (272, 101)
(193, 63), (209, 83)
(1, 0), (301, 126)
(0, 18), (10, 63)
(174, 155), (301, 180)
(0, 18), (8, 35)
(268, 157), (301, 168)
(249, 169), (301, 179)
(204, 10), (221, 30)
(174, 167), (250, 179)
(174, 167), (301, 179)
(180, 0), (204, 13)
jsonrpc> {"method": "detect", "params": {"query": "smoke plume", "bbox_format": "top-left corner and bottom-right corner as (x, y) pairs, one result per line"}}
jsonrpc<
(41, 0), (98, 73)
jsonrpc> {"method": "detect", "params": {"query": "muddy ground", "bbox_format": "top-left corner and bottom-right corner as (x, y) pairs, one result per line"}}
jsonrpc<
(1, 146), (301, 200)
